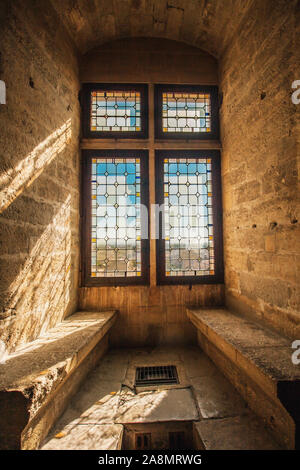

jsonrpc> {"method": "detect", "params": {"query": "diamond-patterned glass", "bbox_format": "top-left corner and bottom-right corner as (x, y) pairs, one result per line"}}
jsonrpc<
(162, 92), (211, 133)
(90, 157), (141, 277)
(91, 91), (141, 132)
(163, 157), (214, 276)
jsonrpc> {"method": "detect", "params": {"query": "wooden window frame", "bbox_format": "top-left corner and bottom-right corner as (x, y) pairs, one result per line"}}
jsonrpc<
(81, 83), (149, 139)
(154, 84), (219, 140)
(81, 149), (150, 287)
(155, 149), (224, 286)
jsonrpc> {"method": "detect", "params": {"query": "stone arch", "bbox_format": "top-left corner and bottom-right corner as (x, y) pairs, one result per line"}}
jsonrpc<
(80, 37), (218, 85)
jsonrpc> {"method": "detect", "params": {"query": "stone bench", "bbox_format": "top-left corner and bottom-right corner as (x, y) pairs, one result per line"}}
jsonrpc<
(0, 310), (118, 450)
(186, 307), (300, 450)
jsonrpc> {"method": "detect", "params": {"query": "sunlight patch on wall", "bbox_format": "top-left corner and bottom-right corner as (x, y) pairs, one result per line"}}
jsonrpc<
(0, 119), (72, 213)
(0, 194), (73, 353)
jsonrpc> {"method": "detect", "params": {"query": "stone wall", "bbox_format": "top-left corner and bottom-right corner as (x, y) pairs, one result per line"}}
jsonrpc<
(0, 0), (80, 353)
(220, 0), (300, 339)
(50, 0), (255, 59)
(80, 37), (218, 84)
(79, 285), (224, 347)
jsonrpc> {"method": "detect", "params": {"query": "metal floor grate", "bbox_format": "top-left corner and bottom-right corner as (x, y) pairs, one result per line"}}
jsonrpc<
(135, 365), (179, 386)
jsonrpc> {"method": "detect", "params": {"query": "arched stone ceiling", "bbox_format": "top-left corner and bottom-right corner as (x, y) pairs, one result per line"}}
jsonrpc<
(50, 0), (255, 58)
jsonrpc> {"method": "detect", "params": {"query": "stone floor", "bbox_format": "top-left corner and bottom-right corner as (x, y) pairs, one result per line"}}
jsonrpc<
(40, 346), (280, 450)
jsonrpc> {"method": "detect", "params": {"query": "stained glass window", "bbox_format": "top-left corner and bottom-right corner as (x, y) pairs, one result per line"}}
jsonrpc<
(162, 92), (211, 133)
(90, 156), (143, 279)
(156, 150), (223, 285)
(154, 85), (219, 140)
(163, 157), (214, 277)
(91, 91), (141, 132)
(82, 84), (148, 139)
(81, 83), (222, 287)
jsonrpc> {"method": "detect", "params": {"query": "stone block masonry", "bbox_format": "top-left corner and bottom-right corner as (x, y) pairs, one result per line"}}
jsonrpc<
(220, 0), (300, 338)
(0, 0), (80, 353)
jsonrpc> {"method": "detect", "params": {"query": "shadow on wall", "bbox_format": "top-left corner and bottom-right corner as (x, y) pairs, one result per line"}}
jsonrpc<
(0, 119), (78, 354)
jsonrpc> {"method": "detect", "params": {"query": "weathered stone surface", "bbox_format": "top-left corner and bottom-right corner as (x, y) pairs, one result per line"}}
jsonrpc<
(79, 284), (224, 348)
(220, 0), (299, 339)
(41, 346), (280, 450)
(116, 388), (199, 424)
(41, 348), (130, 432)
(50, 0), (255, 58)
(0, 311), (117, 405)
(0, 310), (117, 449)
(196, 330), (296, 450)
(177, 348), (220, 379)
(93, 352), (130, 382)
(0, 0), (80, 354)
(186, 308), (299, 384)
(191, 374), (247, 419)
(22, 336), (109, 450)
(241, 346), (300, 383)
(187, 307), (300, 449)
(239, 274), (293, 311)
(42, 424), (123, 450)
(194, 414), (280, 450)
(60, 392), (121, 426)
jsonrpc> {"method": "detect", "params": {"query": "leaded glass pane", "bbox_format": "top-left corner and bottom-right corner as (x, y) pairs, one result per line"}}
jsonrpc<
(91, 91), (141, 132)
(162, 92), (211, 133)
(163, 157), (215, 277)
(90, 157), (141, 278)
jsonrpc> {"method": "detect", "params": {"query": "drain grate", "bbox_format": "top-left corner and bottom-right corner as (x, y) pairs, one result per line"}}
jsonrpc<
(135, 365), (179, 386)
